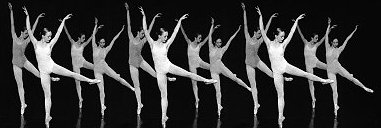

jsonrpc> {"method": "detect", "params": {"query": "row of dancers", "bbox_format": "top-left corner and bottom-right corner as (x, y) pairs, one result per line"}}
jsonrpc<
(9, 2), (373, 127)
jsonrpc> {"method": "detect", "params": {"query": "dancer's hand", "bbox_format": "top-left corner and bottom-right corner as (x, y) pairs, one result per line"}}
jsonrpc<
(271, 13), (279, 18)
(211, 17), (214, 24)
(296, 14), (305, 21)
(22, 6), (28, 16)
(124, 2), (129, 10)
(255, 6), (261, 16)
(214, 24), (220, 29)
(38, 13), (45, 18)
(8, 2), (12, 10)
(63, 14), (72, 21)
(154, 13), (162, 18)
(180, 14), (188, 20)
(51, 77), (60, 81)
(364, 87), (374, 93)
(97, 25), (104, 29)
(284, 77), (293, 81)
(241, 2), (245, 10)
(139, 7), (145, 15)
(168, 77), (176, 81)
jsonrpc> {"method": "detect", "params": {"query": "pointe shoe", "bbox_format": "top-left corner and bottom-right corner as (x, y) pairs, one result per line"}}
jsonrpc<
(79, 99), (83, 109)
(130, 87), (135, 92)
(247, 87), (252, 92)
(284, 77), (293, 81)
(162, 114), (168, 127)
(168, 77), (176, 81)
(45, 115), (52, 128)
(101, 104), (107, 118)
(51, 77), (60, 81)
(137, 104), (143, 115)
(20, 104), (27, 115)
(278, 116), (285, 128)
(312, 99), (316, 109)
(217, 104), (223, 118)
(90, 79), (101, 84)
(334, 105), (339, 117)
(195, 99), (199, 109)
(205, 79), (218, 84)
(254, 104), (260, 115)
(323, 79), (334, 84)
(364, 87), (374, 93)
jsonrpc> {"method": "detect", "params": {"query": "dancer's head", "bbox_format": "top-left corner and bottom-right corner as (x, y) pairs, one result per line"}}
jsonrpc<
(137, 28), (145, 39)
(41, 28), (52, 43)
(157, 28), (168, 43)
(310, 34), (318, 44)
(215, 38), (222, 48)
(332, 38), (338, 48)
(20, 27), (29, 40)
(99, 38), (105, 47)
(253, 27), (262, 39)
(274, 28), (284, 43)
(194, 34), (202, 43)
(77, 34), (86, 44)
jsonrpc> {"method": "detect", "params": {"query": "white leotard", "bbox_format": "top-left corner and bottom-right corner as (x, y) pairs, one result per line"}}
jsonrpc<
(187, 44), (202, 68)
(268, 42), (288, 73)
(304, 45), (319, 68)
(71, 45), (85, 68)
(151, 42), (171, 73)
(35, 42), (54, 74)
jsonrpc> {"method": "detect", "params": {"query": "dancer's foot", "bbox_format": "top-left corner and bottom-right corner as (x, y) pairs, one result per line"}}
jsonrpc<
(79, 99), (83, 109)
(312, 99), (316, 109)
(20, 104), (27, 115)
(278, 116), (285, 128)
(45, 115), (52, 128)
(217, 104), (223, 118)
(205, 79), (218, 84)
(137, 104), (143, 115)
(284, 77), (293, 81)
(195, 99), (199, 109)
(90, 79), (101, 84)
(322, 79), (334, 84)
(168, 77), (176, 81)
(246, 87), (252, 91)
(162, 114), (168, 127)
(51, 77), (60, 81)
(130, 87), (135, 92)
(334, 104), (339, 117)
(101, 104), (107, 118)
(254, 104), (260, 115)
(363, 87), (374, 93)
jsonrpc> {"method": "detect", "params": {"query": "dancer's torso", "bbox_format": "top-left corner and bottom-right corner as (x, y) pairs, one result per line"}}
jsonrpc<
(304, 45), (319, 68)
(12, 39), (28, 67)
(268, 42), (287, 73)
(326, 48), (340, 72)
(209, 47), (223, 73)
(71, 44), (85, 67)
(129, 40), (144, 67)
(245, 40), (261, 67)
(188, 44), (202, 67)
(151, 42), (170, 73)
(35, 42), (54, 73)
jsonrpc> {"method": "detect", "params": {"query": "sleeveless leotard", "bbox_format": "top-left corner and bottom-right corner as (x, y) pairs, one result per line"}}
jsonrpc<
(245, 40), (261, 68)
(268, 43), (287, 73)
(129, 40), (144, 67)
(304, 45), (319, 68)
(209, 47), (224, 73)
(35, 43), (54, 74)
(71, 45), (86, 68)
(151, 42), (171, 73)
(12, 40), (28, 67)
(93, 47), (108, 73)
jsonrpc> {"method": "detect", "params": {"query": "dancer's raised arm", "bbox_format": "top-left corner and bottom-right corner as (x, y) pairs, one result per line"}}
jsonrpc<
(339, 25), (357, 53)
(315, 31), (327, 47)
(9, 3), (17, 40)
(106, 25), (124, 54)
(222, 25), (241, 55)
(32, 13), (44, 34)
(148, 13), (161, 33)
(63, 24), (75, 44)
(257, 7), (271, 46)
(125, 2), (135, 40)
(166, 14), (188, 49)
(283, 14), (305, 49)
(140, 7), (154, 46)
(180, 24), (191, 44)
(50, 14), (72, 48)
(24, 7), (38, 46)
(296, 25), (308, 44)
(199, 30), (210, 47)
(265, 13), (277, 33)
(92, 18), (103, 48)
(208, 18), (219, 50)
(241, 3), (250, 39)
(324, 18), (336, 50)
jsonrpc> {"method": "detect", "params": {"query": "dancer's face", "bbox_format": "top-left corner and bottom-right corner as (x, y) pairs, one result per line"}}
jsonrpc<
(99, 39), (105, 47)
(195, 34), (202, 43)
(332, 39), (338, 48)
(78, 34), (85, 43)
(275, 31), (285, 43)
(215, 39), (222, 48)
(137, 30), (145, 39)
(253, 29), (261, 39)
(311, 35), (318, 43)
(158, 31), (168, 43)
(42, 31), (52, 43)
(20, 30), (29, 39)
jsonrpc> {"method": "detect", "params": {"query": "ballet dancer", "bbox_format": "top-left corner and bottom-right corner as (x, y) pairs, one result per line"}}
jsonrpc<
(256, 7), (333, 127)
(91, 18), (135, 117)
(179, 20), (214, 109)
(140, 7), (217, 127)
(296, 23), (328, 109)
(241, 3), (293, 115)
(24, 7), (100, 127)
(9, 3), (60, 115)
(324, 18), (373, 117)
(208, 18), (251, 118)
(125, 3), (175, 115)
(63, 22), (95, 109)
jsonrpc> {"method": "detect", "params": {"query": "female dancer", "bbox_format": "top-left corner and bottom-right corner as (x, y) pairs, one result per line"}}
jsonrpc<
(9, 3), (59, 115)
(324, 18), (373, 117)
(24, 7), (100, 127)
(208, 18), (251, 118)
(125, 3), (175, 115)
(296, 23), (328, 109)
(140, 7), (217, 126)
(179, 21), (213, 109)
(63, 23), (95, 109)
(241, 3), (293, 115)
(91, 18), (135, 117)
(256, 7), (333, 127)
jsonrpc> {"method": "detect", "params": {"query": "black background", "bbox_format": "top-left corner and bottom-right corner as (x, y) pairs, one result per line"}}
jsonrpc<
(1, 0), (380, 128)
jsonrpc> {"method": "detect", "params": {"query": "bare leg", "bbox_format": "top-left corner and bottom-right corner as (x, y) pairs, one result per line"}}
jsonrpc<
(327, 72), (339, 117)
(52, 63), (99, 84)
(246, 65), (260, 115)
(306, 66), (316, 109)
(220, 63), (251, 91)
(13, 65), (27, 115)
(189, 66), (199, 108)
(83, 60), (94, 70)
(40, 73), (52, 127)
(104, 64), (134, 91)
(199, 60), (210, 70)
(257, 60), (273, 78)
(168, 64), (216, 84)
(337, 64), (373, 93)
(94, 72), (106, 117)
(156, 73), (168, 126)
(211, 73), (222, 118)
(285, 63), (332, 84)
(130, 65), (143, 114)
(140, 59), (157, 78)
(73, 66), (83, 108)
(273, 73), (285, 127)
(23, 60), (40, 78)
(315, 60), (327, 70)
